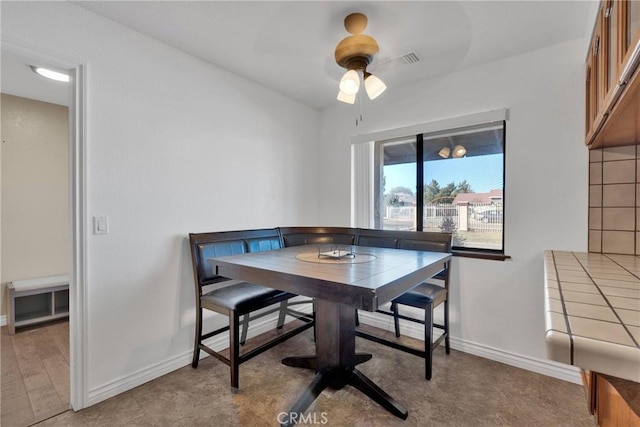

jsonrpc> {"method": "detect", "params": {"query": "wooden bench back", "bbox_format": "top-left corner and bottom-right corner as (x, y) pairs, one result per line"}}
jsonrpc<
(190, 227), (452, 290)
(278, 226), (358, 248)
(356, 228), (452, 253)
(189, 229), (281, 288)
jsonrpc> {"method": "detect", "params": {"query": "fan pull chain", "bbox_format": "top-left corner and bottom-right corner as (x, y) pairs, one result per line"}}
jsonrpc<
(356, 88), (364, 126)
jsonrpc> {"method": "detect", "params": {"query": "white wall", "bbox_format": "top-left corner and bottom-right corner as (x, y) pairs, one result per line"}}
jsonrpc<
(1, 1), (320, 402)
(319, 39), (588, 363)
(1, 94), (69, 316)
(1, 0), (592, 408)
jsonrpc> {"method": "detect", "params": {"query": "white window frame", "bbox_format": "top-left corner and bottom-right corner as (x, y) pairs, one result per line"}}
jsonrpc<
(351, 108), (508, 241)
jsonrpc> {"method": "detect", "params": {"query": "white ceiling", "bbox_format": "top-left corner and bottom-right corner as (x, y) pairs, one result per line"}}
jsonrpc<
(2, 1), (598, 110)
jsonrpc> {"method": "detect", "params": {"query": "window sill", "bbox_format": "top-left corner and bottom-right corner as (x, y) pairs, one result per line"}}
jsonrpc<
(452, 250), (511, 261)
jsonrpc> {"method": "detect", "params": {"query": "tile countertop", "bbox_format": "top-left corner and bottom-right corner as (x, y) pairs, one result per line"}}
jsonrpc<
(544, 251), (640, 383)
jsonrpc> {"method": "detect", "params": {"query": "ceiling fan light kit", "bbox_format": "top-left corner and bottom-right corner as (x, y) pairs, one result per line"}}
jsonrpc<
(364, 72), (386, 100)
(453, 145), (467, 158)
(438, 147), (451, 159)
(438, 145), (467, 159)
(337, 88), (357, 104)
(334, 13), (386, 104)
(339, 69), (361, 95)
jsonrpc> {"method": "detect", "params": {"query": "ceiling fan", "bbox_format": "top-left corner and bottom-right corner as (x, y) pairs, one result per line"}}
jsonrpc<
(334, 12), (386, 104)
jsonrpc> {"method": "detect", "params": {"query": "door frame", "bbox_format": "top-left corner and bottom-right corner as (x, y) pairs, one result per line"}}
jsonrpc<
(2, 40), (88, 410)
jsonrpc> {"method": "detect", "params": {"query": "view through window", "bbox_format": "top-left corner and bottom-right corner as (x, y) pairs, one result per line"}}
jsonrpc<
(375, 121), (505, 252)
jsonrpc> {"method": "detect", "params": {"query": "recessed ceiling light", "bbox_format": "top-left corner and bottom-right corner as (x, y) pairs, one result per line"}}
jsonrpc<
(29, 65), (70, 83)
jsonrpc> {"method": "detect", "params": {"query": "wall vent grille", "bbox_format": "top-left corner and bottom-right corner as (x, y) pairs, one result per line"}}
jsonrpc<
(400, 52), (420, 64)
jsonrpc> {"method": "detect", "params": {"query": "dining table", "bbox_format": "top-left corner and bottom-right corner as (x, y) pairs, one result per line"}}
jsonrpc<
(210, 244), (451, 426)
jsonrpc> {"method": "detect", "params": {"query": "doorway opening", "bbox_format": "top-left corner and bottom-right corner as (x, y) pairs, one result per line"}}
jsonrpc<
(1, 44), (86, 423)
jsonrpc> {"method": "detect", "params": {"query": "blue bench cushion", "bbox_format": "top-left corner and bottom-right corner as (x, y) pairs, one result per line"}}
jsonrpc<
(245, 236), (281, 252)
(196, 240), (246, 285)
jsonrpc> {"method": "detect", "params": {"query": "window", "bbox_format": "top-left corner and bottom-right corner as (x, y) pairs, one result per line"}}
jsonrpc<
(373, 121), (505, 253)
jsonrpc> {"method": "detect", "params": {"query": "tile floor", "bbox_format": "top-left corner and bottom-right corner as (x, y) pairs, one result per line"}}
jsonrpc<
(1, 320), (70, 427)
(1, 322), (596, 427)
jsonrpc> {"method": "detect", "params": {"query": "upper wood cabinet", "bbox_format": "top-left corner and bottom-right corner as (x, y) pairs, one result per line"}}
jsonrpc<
(586, 0), (640, 149)
(622, 0), (640, 72)
(587, 11), (604, 138)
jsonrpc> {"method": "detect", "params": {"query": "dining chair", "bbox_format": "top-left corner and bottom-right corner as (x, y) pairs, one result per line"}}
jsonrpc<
(355, 229), (452, 380)
(189, 229), (313, 389)
(393, 232), (451, 380)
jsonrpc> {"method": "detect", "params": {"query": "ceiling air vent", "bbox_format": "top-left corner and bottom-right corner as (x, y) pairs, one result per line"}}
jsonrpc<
(375, 52), (420, 71)
(399, 52), (420, 64)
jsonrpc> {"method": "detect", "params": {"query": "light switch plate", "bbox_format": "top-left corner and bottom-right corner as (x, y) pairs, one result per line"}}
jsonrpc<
(93, 216), (109, 235)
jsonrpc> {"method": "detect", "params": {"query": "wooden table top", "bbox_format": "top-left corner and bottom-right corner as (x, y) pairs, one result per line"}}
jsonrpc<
(211, 245), (451, 311)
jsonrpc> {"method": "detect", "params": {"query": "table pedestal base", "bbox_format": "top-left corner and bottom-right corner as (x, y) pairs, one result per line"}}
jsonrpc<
(280, 300), (408, 426)
(280, 365), (408, 427)
(282, 353), (372, 370)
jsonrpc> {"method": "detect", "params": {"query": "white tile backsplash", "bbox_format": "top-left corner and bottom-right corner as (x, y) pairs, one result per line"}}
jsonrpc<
(589, 144), (639, 255)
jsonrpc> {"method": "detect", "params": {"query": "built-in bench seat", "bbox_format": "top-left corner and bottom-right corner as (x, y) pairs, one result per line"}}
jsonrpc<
(7, 274), (70, 335)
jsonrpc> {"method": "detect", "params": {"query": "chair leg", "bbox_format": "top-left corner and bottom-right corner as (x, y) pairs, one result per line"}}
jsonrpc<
(424, 303), (434, 381)
(230, 311), (240, 389)
(277, 301), (287, 329)
(355, 309), (360, 326)
(312, 300), (317, 342)
(444, 299), (450, 354)
(239, 314), (250, 345)
(192, 306), (203, 368)
(391, 302), (401, 338)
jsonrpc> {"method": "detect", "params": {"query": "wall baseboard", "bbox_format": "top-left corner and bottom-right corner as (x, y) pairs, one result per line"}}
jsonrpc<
(0, 315), (6, 327)
(357, 311), (582, 385)
(88, 306), (581, 407)
(87, 305), (314, 406)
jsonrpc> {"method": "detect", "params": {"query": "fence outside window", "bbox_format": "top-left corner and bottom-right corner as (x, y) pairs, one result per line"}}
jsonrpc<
(385, 203), (502, 231)
(383, 203), (503, 250)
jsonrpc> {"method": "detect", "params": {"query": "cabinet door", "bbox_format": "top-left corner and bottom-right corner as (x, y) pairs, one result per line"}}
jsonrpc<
(604, 0), (620, 100)
(621, 0), (640, 83)
(627, 0), (640, 50)
(586, 57), (593, 137)
(592, 16), (604, 126)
